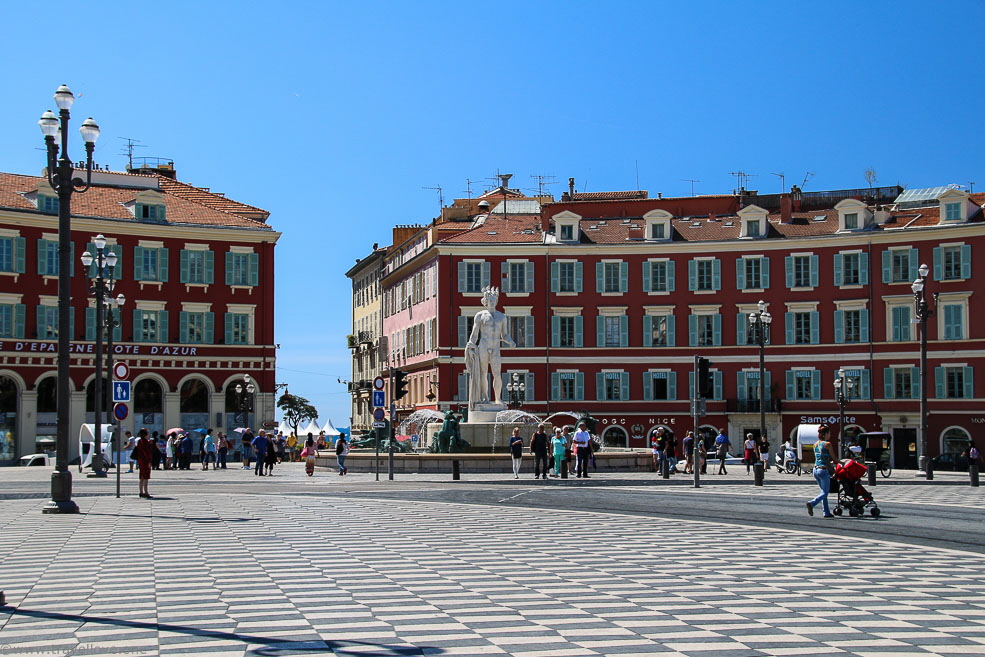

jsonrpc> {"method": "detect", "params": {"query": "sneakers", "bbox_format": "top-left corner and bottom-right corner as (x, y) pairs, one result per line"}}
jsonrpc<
(805, 502), (814, 517)
(823, 514), (835, 518)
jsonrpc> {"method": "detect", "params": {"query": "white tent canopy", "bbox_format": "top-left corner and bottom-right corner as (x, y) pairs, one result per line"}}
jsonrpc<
(320, 419), (341, 437)
(276, 422), (292, 437)
(298, 419), (321, 437)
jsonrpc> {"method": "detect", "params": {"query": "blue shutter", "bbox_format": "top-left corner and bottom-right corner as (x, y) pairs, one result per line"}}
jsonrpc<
(735, 258), (745, 290)
(642, 261), (651, 293)
(458, 372), (467, 402)
(712, 314), (722, 346)
(761, 257), (770, 289)
(526, 261), (534, 292)
(859, 253), (869, 285)
(86, 307), (96, 341)
(225, 313), (233, 345)
(204, 312), (214, 344)
(713, 371), (722, 400)
(595, 262), (604, 293)
(860, 309), (869, 342)
(945, 305), (962, 340)
(785, 312), (795, 345)
(500, 261), (508, 290)
(551, 372), (559, 400)
(180, 249), (190, 283)
(13, 237), (25, 273)
(910, 367), (920, 399)
(643, 315), (652, 347)
(810, 370), (821, 400)
(621, 372), (630, 400)
(85, 242), (97, 277)
(882, 250), (891, 283)
(225, 252), (235, 285)
(688, 371), (695, 399)
(620, 315), (628, 347)
(833, 310), (844, 344)
(933, 247), (942, 281)
(833, 253), (843, 286)
(785, 256), (794, 288)
(37, 239), (47, 275)
(643, 372), (653, 400)
(204, 251), (215, 284)
(666, 316), (675, 346)
(574, 316), (583, 347)
(934, 366), (945, 399)
(481, 261), (490, 288)
(668, 372), (678, 400)
(36, 306), (45, 338)
(458, 316), (467, 347)
(574, 262), (583, 292)
(620, 261), (628, 293)
(736, 313), (747, 345)
(134, 245), (145, 281)
(248, 253), (258, 286)
(860, 370), (871, 400)
(596, 373), (604, 401)
(13, 304), (25, 338)
(179, 311), (188, 343)
(666, 261), (675, 291)
(712, 259), (721, 290)
(964, 367), (974, 399)
(961, 245), (971, 279)
(550, 261), (559, 292)
(133, 309), (142, 342)
(157, 248), (168, 282)
(785, 370), (795, 400)
(810, 311), (819, 344)
(810, 255), (819, 287)
(159, 310), (169, 343)
(737, 372), (747, 400)
(596, 316), (604, 347)
(457, 262), (466, 292)
(551, 316), (559, 347)
(883, 367), (894, 399)
(575, 373), (585, 400)
(688, 314), (697, 346)
(908, 248), (919, 283)
(688, 260), (697, 291)
(524, 317), (534, 347)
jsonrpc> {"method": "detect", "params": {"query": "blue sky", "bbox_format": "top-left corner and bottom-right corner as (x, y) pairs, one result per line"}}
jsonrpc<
(3, 1), (983, 426)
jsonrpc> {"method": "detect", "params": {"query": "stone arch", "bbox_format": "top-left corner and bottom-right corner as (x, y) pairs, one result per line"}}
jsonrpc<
(175, 372), (215, 396)
(179, 377), (212, 414)
(939, 425), (971, 456)
(600, 424), (629, 448)
(32, 370), (73, 392)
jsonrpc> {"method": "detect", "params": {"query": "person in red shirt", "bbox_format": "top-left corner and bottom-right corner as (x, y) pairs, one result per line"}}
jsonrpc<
(132, 428), (154, 499)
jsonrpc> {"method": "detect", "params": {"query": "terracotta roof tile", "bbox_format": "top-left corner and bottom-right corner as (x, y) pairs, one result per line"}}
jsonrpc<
(441, 215), (544, 244)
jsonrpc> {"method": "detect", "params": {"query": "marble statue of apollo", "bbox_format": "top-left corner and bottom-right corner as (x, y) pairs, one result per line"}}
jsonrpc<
(465, 286), (515, 410)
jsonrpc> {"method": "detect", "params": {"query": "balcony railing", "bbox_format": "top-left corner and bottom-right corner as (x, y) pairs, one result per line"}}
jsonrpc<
(358, 330), (375, 345)
(726, 398), (782, 413)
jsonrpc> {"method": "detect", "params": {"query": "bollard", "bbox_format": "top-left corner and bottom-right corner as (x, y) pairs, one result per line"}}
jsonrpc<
(452, 459), (460, 481)
(866, 462), (877, 487)
(926, 459), (934, 481)
(971, 463), (980, 487)
(561, 459), (568, 479)
(662, 458), (670, 479)
(753, 461), (764, 486)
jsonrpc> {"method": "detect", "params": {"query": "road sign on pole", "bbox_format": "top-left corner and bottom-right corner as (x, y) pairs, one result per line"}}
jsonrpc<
(372, 390), (385, 407)
(373, 421), (386, 428)
(112, 381), (131, 403)
(373, 376), (385, 390)
(112, 362), (130, 380)
(373, 408), (386, 422)
(113, 403), (129, 421)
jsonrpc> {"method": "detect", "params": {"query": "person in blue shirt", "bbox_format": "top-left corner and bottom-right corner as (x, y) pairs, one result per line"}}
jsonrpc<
(251, 431), (269, 477)
(203, 430), (216, 471)
(714, 429), (731, 475)
(179, 433), (193, 470)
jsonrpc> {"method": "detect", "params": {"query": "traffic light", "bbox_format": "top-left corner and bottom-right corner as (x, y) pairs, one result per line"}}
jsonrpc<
(393, 370), (409, 400)
(697, 357), (713, 398)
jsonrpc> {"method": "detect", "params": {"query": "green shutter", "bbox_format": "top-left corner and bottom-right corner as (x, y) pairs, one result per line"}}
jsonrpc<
(935, 366), (945, 399)
(226, 252), (235, 286)
(668, 372), (677, 400)
(458, 316), (467, 347)
(204, 251), (215, 284)
(159, 247), (169, 282)
(833, 310), (844, 344)
(859, 253), (869, 285)
(961, 245), (971, 279)
(37, 239), (47, 275)
(248, 253), (259, 286)
(596, 372), (604, 401)
(179, 311), (189, 343)
(688, 314), (697, 346)
(933, 247), (942, 281)
(860, 309), (869, 342)
(620, 372), (630, 400)
(36, 306), (45, 338)
(860, 370), (870, 400)
(786, 370), (795, 400)
(642, 261), (651, 292)
(908, 248), (919, 283)
(481, 261), (490, 288)
(712, 259), (721, 290)
(810, 255), (819, 287)
(736, 313), (747, 345)
(666, 261), (675, 291)
(14, 304), (25, 338)
(712, 314), (721, 346)
(810, 311), (819, 344)
(550, 261), (559, 292)
(643, 372), (652, 400)
(666, 316), (675, 346)
(833, 253), (843, 286)
(575, 372), (584, 400)
(134, 246), (145, 281)
(810, 370), (821, 400)
(525, 261), (534, 292)
(881, 250), (891, 283)
(596, 316), (604, 347)
(574, 261), (583, 293)
(574, 316), (583, 347)
(910, 367), (920, 399)
(225, 312), (233, 344)
(204, 312), (214, 344)
(457, 262), (466, 292)
(551, 316), (559, 347)
(595, 262), (604, 293)
(86, 307), (96, 341)
(643, 315), (652, 347)
(963, 367), (974, 399)
(524, 316), (534, 346)
(620, 261), (628, 293)
(158, 310), (168, 343)
(735, 258), (746, 290)
(761, 257), (770, 289)
(713, 371), (722, 400)
(13, 237), (26, 273)
(133, 309), (142, 342)
(180, 249), (190, 283)
(785, 255), (794, 288)
(883, 367), (894, 399)
(688, 259), (697, 291)
(551, 372), (559, 400)
(620, 315), (628, 347)
(785, 312), (794, 345)
(737, 372), (747, 400)
(86, 242), (97, 278)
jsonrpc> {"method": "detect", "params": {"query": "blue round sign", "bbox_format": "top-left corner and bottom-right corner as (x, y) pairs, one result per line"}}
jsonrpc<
(113, 403), (128, 421)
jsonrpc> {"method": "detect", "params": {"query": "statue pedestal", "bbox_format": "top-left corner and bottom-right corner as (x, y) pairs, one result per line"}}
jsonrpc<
(425, 422), (511, 450)
(468, 403), (507, 424)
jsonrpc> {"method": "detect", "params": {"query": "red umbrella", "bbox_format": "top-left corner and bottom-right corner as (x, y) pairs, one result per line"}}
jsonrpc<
(165, 427), (184, 435)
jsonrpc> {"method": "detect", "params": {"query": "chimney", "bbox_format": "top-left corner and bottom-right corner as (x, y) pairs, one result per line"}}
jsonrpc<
(568, 177), (575, 199)
(874, 205), (892, 224)
(791, 185), (802, 212)
(780, 194), (792, 223)
(708, 212), (716, 223)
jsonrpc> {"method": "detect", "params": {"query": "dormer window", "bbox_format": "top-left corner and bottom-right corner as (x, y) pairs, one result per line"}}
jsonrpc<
(844, 213), (858, 230)
(38, 195), (59, 214)
(835, 199), (872, 231)
(552, 211), (581, 243)
(643, 209), (672, 242)
(936, 188), (975, 224)
(736, 205), (768, 239)
(560, 224), (574, 241)
(136, 203), (166, 221)
(945, 202), (962, 221)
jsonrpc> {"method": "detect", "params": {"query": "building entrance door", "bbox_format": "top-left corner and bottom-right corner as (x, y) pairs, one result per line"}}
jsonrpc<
(892, 428), (917, 470)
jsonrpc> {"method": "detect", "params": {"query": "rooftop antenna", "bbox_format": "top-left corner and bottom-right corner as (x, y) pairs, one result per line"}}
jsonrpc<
(770, 172), (785, 193)
(681, 178), (700, 197)
(729, 170), (756, 193)
(118, 137), (146, 170)
(635, 160), (640, 191)
(463, 178), (480, 202)
(530, 174), (557, 198)
(801, 171), (815, 189)
(422, 185), (443, 217)
(969, 181), (976, 193)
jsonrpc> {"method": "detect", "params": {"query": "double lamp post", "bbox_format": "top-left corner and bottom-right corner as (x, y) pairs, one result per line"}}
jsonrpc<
(748, 301), (772, 446)
(912, 263), (937, 478)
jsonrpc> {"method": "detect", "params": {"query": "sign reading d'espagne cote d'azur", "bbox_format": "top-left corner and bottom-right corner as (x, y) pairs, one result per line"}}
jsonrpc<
(3, 341), (213, 356)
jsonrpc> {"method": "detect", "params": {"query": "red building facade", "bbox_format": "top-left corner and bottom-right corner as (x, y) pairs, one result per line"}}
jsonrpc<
(0, 168), (279, 463)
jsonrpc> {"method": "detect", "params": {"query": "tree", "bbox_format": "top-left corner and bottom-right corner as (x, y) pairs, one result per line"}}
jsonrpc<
(277, 392), (317, 439)
(864, 167), (878, 190)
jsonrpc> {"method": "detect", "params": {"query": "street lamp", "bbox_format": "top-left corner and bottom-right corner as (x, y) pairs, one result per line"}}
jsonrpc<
(234, 375), (256, 425)
(507, 372), (525, 410)
(102, 290), (126, 498)
(748, 300), (772, 446)
(912, 263), (938, 478)
(39, 85), (100, 514)
(80, 235), (117, 478)
(834, 368), (855, 455)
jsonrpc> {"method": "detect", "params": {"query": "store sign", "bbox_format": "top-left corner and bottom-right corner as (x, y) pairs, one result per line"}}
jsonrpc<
(2, 341), (232, 356)
(800, 415), (857, 424)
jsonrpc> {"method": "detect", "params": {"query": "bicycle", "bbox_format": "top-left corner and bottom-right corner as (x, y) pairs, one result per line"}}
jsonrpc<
(878, 451), (893, 478)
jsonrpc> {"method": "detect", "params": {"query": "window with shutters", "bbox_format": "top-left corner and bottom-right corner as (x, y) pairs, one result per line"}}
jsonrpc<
(695, 260), (714, 291)
(645, 371), (676, 401)
(558, 316), (576, 347)
(37, 305), (59, 339)
(793, 312), (811, 344)
(38, 239), (60, 276)
(840, 253), (862, 286)
(944, 202), (962, 221)
(942, 304), (964, 340)
(602, 262), (622, 293)
(892, 368), (916, 399)
(552, 371), (584, 401)
(603, 373), (624, 401)
(790, 369), (819, 400)
(603, 316), (621, 347)
(649, 315), (671, 346)
(180, 249), (214, 285)
(559, 375), (576, 400)
(737, 257), (768, 290)
(935, 244), (969, 281)
(133, 245), (169, 282)
(792, 255), (811, 288)
(136, 203), (166, 221)
(558, 261), (577, 293)
(844, 213), (858, 230)
(38, 195), (59, 214)
(135, 310), (160, 342)
(509, 316), (533, 347)
(843, 309), (862, 343)
(688, 308), (720, 347)
(646, 260), (672, 293)
(939, 366), (971, 398)
(465, 262), (484, 292)
(560, 224), (574, 241)
(227, 313), (250, 344)
(180, 308), (214, 344)
(696, 315), (714, 346)
(229, 253), (251, 286)
(0, 238), (13, 272)
(891, 249), (911, 283)
(0, 302), (25, 338)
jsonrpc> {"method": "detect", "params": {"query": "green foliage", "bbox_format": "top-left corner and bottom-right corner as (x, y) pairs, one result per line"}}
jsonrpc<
(277, 392), (317, 437)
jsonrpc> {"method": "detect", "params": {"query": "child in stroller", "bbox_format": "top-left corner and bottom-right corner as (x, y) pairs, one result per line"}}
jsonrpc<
(833, 458), (880, 517)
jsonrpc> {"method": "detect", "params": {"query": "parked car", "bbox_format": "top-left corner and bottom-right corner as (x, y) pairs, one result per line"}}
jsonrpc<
(19, 453), (53, 467)
(932, 453), (969, 471)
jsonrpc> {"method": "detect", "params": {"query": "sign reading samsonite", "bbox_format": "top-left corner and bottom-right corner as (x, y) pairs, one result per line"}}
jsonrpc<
(3, 340), (206, 356)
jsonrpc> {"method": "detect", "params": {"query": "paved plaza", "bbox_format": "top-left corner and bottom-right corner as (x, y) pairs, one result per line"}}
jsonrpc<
(1, 466), (984, 657)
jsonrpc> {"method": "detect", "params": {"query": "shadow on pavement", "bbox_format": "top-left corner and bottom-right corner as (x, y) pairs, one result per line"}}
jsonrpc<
(0, 607), (436, 656)
(83, 512), (257, 522)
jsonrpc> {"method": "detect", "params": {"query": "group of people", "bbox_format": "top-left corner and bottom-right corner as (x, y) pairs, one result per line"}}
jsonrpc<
(119, 429), (234, 472)
(508, 421), (596, 479)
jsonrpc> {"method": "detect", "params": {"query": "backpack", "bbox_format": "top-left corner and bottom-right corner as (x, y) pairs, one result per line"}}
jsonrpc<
(970, 447), (980, 460)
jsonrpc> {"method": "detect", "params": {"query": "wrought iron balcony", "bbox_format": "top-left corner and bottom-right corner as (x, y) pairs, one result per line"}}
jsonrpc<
(726, 398), (782, 413)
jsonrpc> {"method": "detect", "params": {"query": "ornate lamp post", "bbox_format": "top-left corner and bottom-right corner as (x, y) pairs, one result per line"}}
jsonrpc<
(102, 291), (126, 498)
(912, 263), (937, 477)
(80, 235), (117, 477)
(748, 300), (772, 445)
(234, 375), (256, 425)
(507, 372), (525, 410)
(834, 368), (855, 455)
(39, 85), (100, 514)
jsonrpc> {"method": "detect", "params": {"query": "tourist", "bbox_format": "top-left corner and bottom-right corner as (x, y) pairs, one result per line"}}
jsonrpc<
(241, 430), (254, 470)
(216, 432), (229, 469)
(132, 428), (154, 498)
(664, 430), (678, 474)
(151, 431), (162, 470)
(715, 429), (731, 475)
(264, 432), (278, 475)
(744, 433), (758, 474)
(123, 431), (135, 473)
(286, 432), (297, 461)
(164, 432), (175, 470)
(806, 424), (837, 518)
(203, 429), (216, 470)
(251, 431), (268, 476)
(509, 427), (524, 479)
(551, 427), (567, 478)
(650, 428), (663, 473)
(682, 430), (695, 474)
(335, 433), (349, 475)
(573, 422), (592, 478)
(180, 432), (193, 470)
(530, 423), (550, 480)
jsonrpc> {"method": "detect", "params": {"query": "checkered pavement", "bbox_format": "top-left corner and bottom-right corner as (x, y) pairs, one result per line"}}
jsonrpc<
(2, 490), (985, 657)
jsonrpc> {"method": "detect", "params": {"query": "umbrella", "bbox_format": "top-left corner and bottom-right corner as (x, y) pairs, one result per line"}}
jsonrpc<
(232, 427), (250, 434)
(165, 427), (184, 435)
(191, 428), (206, 433)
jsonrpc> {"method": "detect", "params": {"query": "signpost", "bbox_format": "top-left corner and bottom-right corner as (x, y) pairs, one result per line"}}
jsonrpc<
(112, 381), (131, 403)
(372, 390), (385, 408)
(373, 408), (386, 422)
(113, 403), (128, 422)
(112, 361), (130, 380)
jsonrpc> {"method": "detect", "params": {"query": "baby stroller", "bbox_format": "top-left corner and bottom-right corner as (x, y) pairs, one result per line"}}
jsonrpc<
(832, 458), (880, 517)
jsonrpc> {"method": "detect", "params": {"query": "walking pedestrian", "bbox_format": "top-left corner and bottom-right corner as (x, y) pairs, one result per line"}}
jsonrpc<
(682, 430), (695, 474)
(241, 430), (254, 470)
(664, 430), (678, 474)
(203, 429), (216, 470)
(217, 432), (229, 469)
(715, 429), (731, 475)
(302, 435), (316, 475)
(251, 431), (268, 476)
(164, 432), (175, 470)
(180, 432), (193, 470)
(806, 424), (837, 518)
(573, 421), (592, 478)
(530, 423), (550, 480)
(744, 433), (757, 474)
(264, 432), (278, 475)
(551, 427), (567, 477)
(286, 432), (297, 461)
(509, 427), (524, 479)
(133, 428), (154, 498)
(335, 433), (349, 475)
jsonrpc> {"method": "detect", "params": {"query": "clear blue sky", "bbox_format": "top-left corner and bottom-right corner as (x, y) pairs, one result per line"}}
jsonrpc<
(3, 1), (983, 426)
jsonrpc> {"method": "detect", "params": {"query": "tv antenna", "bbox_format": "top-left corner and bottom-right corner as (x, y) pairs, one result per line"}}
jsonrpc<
(801, 171), (815, 189)
(422, 185), (443, 217)
(680, 179), (700, 196)
(118, 137), (146, 170)
(770, 172), (785, 193)
(969, 181), (976, 193)
(729, 170), (756, 192)
(530, 174), (558, 198)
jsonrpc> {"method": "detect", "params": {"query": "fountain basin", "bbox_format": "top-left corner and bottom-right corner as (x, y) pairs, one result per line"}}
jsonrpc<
(315, 450), (651, 474)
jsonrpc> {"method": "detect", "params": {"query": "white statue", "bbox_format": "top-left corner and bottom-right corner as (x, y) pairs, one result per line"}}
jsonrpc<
(465, 286), (515, 410)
